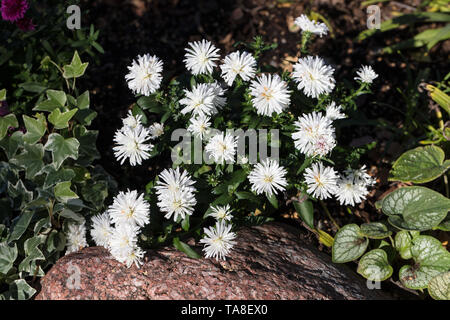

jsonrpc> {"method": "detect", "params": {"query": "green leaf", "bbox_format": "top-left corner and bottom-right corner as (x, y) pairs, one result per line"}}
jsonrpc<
(46, 90), (67, 107)
(0, 131), (23, 158)
(0, 89), (6, 101)
(436, 217), (450, 232)
(43, 166), (76, 188)
(399, 235), (450, 289)
(48, 108), (78, 129)
(293, 199), (314, 229)
(77, 91), (90, 110)
(0, 243), (17, 274)
(0, 114), (18, 140)
(357, 249), (393, 281)
(10, 143), (45, 179)
(63, 51), (88, 79)
(8, 211), (34, 243)
(54, 181), (79, 203)
(332, 224), (369, 263)
(18, 236), (45, 274)
(6, 279), (36, 300)
(57, 208), (84, 223)
(428, 272), (450, 300)
(81, 180), (108, 209)
(360, 222), (392, 239)
(389, 146), (450, 183)
(235, 191), (260, 203)
(7, 180), (33, 209)
(172, 237), (201, 259)
(181, 215), (190, 231)
(394, 230), (415, 260)
(19, 82), (46, 94)
(266, 193), (278, 209)
(23, 114), (46, 144)
(44, 133), (80, 169)
(72, 125), (99, 165)
(137, 96), (163, 113)
(380, 186), (450, 231)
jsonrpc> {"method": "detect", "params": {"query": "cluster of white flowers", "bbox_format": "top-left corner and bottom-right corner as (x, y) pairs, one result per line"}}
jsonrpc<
(89, 190), (150, 268)
(304, 162), (375, 206)
(65, 222), (87, 254)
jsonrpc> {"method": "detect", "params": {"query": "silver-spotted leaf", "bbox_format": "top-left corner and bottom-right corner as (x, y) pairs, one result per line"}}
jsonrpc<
(332, 224), (369, 263)
(357, 249), (393, 281)
(360, 222), (392, 239)
(428, 272), (450, 300)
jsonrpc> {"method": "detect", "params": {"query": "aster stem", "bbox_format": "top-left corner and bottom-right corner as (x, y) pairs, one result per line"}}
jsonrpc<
(319, 200), (340, 230)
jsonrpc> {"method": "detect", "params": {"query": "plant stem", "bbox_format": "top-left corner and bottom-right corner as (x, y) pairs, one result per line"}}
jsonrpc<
(444, 174), (449, 198)
(319, 200), (340, 230)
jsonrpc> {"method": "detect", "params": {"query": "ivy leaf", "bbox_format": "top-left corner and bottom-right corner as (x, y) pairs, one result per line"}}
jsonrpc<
(0, 131), (23, 158)
(428, 271), (450, 300)
(8, 211), (34, 243)
(399, 235), (450, 289)
(18, 236), (45, 274)
(172, 237), (201, 259)
(5, 279), (36, 300)
(360, 222), (392, 239)
(43, 166), (75, 188)
(72, 125), (99, 165)
(63, 51), (88, 79)
(7, 180), (33, 209)
(54, 181), (79, 203)
(48, 108), (78, 129)
(357, 249), (394, 281)
(0, 114), (18, 140)
(33, 90), (67, 112)
(0, 242), (17, 274)
(57, 208), (84, 223)
(23, 114), (46, 144)
(81, 180), (108, 209)
(10, 143), (45, 179)
(332, 224), (369, 263)
(379, 186), (450, 231)
(77, 91), (90, 110)
(293, 198), (314, 229)
(44, 133), (79, 169)
(389, 146), (450, 183)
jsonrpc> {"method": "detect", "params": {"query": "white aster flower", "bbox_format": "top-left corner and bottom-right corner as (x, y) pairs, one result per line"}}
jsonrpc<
(155, 167), (196, 195)
(248, 159), (288, 196)
(66, 222), (87, 254)
(122, 110), (142, 129)
(113, 125), (153, 166)
(90, 212), (113, 248)
(355, 65), (378, 84)
(292, 56), (335, 98)
(108, 190), (150, 228)
(184, 39), (220, 75)
(180, 83), (217, 116)
(125, 54), (163, 96)
(157, 187), (197, 222)
(209, 204), (233, 221)
(304, 162), (338, 200)
(294, 14), (329, 37)
(249, 74), (291, 116)
(335, 165), (376, 206)
(109, 224), (143, 268)
(292, 111), (336, 157)
(149, 122), (164, 139)
(220, 51), (257, 86)
(200, 220), (237, 261)
(205, 132), (237, 164)
(187, 114), (211, 139)
(325, 102), (346, 121)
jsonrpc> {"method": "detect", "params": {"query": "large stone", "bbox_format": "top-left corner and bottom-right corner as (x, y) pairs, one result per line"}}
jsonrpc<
(36, 222), (391, 300)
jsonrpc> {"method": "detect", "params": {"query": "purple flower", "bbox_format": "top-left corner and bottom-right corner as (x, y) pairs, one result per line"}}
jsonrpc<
(15, 16), (34, 31)
(1, 0), (29, 22)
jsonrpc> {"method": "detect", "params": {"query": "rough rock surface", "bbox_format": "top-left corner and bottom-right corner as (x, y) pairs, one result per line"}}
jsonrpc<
(36, 222), (390, 300)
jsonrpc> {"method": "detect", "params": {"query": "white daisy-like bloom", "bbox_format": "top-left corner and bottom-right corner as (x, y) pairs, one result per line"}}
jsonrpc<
(325, 102), (346, 121)
(209, 81), (227, 113)
(113, 125), (153, 166)
(155, 168), (197, 222)
(209, 204), (233, 221)
(205, 132), (237, 164)
(155, 167), (196, 195)
(108, 190), (150, 228)
(304, 162), (338, 200)
(220, 51), (257, 86)
(125, 54), (163, 96)
(292, 111), (336, 157)
(90, 212), (113, 248)
(187, 114), (211, 139)
(109, 224), (143, 268)
(180, 83), (217, 116)
(184, 39), (220, 75)
(249, 74), (291, 116)
(65, 222), (87, 254)
(199, 220), (237, 261)
(149, 122), (164, 139)
(157, 187), (197, 222)
(294, 14), (329, 37)
(335, 166), (375, 206)
(292, 56), (335, 98)
(122, 110), (142, 129)
(248, 159), (288, 196)
(355, 65), (378, 84)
